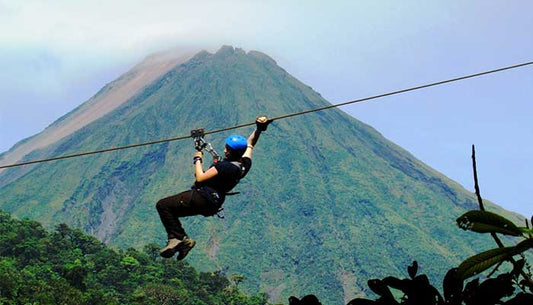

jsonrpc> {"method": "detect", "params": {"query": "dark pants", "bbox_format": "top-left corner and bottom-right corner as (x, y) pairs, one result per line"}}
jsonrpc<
(156, 189), (218, 240)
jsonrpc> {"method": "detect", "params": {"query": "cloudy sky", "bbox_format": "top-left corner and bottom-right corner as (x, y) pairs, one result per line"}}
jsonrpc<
(1, 1), (532, 217)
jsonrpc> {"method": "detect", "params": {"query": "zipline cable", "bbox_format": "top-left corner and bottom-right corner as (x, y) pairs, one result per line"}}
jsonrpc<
(1, 61), (532, 170)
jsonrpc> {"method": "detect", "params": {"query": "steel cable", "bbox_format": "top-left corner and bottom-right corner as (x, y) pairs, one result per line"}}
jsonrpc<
(1, 61), (532, 169)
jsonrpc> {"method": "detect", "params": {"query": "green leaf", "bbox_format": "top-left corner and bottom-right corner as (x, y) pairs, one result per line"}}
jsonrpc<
(457, 246), (515, 280)
(456, 210), (523, 236)
(513, 238), (533, 253)
(520, 227), (533, 235)
(457, 239), (533, 280)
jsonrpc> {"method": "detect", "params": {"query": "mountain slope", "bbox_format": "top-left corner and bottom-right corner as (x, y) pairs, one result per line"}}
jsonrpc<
(0, 46), (519, 304)
(0, 49), (194, 177)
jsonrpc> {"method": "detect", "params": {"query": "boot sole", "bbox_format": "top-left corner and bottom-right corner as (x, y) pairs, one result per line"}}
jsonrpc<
(160, 243), (181, 258)
(177, 240), (196, 260)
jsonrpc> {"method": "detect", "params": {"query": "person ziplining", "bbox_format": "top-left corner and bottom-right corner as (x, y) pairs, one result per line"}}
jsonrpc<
(156, 116), (272, 260)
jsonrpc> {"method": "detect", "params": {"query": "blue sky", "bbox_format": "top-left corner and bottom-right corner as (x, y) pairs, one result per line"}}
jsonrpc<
(1, 1), (532, 217)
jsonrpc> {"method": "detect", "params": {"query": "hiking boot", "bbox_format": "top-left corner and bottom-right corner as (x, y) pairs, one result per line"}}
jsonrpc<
(160, 238), (181, 258)
(176, 237), (196, 261)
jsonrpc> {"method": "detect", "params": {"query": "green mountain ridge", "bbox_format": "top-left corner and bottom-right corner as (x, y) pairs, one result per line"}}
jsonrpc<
(0, 46), (522, 304)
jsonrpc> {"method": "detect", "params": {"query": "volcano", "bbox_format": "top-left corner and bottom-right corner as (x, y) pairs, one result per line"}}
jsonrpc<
(0, 46), (518, 303)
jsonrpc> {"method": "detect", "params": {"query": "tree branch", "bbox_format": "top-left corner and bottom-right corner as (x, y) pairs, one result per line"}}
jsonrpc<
(472, 145), (504, 248)
(472, 145), (533, 287)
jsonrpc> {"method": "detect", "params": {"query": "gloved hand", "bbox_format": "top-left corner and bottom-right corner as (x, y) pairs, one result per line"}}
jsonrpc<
(193, 151), (203, 164)
(256, 115), (273, 132)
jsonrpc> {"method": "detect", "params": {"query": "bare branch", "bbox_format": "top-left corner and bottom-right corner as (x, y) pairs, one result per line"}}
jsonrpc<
(471, 145), (504, 249)
(472, 145), (485, 211)
(472, 145), (533, 285)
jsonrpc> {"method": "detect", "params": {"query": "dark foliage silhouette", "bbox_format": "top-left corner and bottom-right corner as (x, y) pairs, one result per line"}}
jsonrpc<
(289, 294), (322, 305)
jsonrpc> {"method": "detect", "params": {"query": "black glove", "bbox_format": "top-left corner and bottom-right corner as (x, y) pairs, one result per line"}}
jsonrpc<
(256, 116), (273, 132)
(193, 151), (203, 164)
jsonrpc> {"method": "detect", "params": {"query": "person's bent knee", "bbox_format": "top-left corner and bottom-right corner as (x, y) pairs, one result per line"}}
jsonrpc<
(156, 198), (167, 211)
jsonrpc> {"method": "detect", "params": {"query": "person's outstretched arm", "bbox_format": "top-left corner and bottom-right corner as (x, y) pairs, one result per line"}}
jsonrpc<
(243, 116), (271, 159)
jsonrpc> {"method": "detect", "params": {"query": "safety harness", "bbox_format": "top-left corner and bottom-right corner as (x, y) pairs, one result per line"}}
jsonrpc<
(191, 128), (246, 218)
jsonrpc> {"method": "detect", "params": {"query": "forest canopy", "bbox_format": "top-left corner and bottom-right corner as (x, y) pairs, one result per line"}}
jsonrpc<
(0, 210), (268, 305)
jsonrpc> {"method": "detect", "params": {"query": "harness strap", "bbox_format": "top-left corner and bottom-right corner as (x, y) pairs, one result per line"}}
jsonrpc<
(192, 160), (245, 219)
(230, 161), (246, 178)
(215, 208), (225, 219)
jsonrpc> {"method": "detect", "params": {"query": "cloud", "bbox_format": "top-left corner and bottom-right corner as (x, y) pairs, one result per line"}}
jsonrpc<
(1, 1), (181, 53)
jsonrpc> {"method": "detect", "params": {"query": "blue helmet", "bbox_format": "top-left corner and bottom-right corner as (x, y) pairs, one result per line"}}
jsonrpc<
(225, 134), (247, 150)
